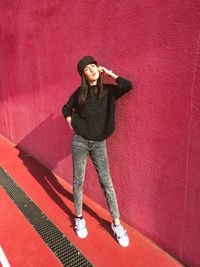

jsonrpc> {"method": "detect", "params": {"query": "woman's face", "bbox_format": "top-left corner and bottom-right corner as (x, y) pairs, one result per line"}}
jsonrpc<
(84, 63), (99, 82)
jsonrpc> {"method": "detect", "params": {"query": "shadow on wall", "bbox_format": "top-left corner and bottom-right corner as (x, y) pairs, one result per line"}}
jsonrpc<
(16, 114), (72, 170)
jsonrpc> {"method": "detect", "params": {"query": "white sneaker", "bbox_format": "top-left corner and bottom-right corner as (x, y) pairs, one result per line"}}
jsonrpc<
(111, 223), (129, 247)
(74, 218), (88, 239)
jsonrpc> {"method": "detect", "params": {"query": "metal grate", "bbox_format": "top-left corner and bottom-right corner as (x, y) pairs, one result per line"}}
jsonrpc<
(0, 167), (92, 267)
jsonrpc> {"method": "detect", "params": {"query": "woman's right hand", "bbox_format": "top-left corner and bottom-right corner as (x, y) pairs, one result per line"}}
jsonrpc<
(66, 116), (73, 130)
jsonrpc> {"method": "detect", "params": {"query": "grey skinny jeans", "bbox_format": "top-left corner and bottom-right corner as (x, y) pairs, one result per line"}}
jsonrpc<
(72, 134), (120, 219)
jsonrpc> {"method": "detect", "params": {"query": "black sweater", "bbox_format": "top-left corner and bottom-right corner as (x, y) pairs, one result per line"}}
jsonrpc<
(62, 76), (133, 141)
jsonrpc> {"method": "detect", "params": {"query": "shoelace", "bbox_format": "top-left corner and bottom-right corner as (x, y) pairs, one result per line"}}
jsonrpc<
(75, 218), (84, 230)
(114, 225), (127, 239)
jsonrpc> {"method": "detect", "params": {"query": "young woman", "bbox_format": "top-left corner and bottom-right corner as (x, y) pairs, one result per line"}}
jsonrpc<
(62, 56), (133, 247)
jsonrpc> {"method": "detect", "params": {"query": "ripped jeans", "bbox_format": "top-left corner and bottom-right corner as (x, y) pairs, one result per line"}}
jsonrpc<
(72, 134), (120, 219)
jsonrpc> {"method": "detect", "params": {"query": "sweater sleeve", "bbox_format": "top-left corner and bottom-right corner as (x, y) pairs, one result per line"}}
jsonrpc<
(112, 76), (133, 100)
(62, 91), (77, 118)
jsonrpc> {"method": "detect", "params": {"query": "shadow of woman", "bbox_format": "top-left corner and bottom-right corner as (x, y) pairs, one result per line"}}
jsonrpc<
(16, 141), (113, 236)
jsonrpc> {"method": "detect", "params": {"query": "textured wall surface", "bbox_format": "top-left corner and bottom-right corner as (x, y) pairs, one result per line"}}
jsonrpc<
(0, 1), (200, 266)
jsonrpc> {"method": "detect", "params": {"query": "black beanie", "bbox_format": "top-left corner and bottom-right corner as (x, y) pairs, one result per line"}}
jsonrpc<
(77, 56), (97, 76)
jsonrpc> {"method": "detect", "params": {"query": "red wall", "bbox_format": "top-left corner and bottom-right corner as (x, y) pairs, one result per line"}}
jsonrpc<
(0, 1), (200, 266)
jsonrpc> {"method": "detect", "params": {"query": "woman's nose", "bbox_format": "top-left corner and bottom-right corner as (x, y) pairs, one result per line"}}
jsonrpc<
(89, 67), (93, 73)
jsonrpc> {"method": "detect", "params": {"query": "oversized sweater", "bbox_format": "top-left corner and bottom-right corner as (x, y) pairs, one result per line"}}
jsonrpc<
(62, 76), (133, 141)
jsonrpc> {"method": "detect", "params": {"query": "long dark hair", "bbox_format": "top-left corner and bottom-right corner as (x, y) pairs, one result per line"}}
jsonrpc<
(78, 73), (106, 106)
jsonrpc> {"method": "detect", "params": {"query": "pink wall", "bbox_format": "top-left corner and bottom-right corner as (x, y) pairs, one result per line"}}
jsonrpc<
(0, 1), (200, 266)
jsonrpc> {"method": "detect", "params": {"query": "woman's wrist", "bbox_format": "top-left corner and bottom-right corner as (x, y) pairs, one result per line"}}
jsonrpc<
(66, 116), (73, 129)
(109, 71), (118, 79)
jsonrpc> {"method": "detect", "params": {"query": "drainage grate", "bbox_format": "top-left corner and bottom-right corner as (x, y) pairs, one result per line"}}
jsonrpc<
(0, 167), (92, 267)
